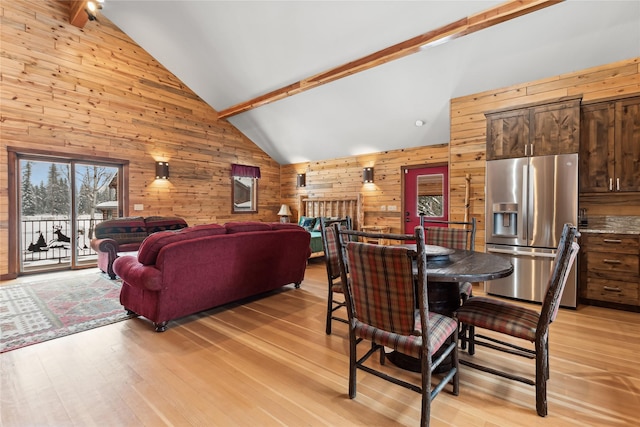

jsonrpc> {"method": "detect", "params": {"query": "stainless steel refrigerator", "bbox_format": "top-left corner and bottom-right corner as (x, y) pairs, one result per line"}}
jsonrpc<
(485, 153), (578, 308)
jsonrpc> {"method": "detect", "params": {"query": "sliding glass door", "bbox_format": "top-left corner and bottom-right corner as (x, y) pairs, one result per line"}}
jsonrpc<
(19, 157), (120, 274)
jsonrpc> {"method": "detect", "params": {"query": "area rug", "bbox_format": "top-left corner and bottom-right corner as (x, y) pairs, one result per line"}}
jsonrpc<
(0, 273), (132, 353)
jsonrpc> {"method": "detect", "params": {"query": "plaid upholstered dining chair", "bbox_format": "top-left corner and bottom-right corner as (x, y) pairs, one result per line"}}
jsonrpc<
(333, 225), (459, 427)
(319, 216), (352, 335)
(420, 216), (477, 349)
(420, 216), (477, 301)
(455, 223), (580, 417)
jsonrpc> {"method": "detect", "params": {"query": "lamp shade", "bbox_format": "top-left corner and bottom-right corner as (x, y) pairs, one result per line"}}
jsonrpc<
(277, 204), (292, 216)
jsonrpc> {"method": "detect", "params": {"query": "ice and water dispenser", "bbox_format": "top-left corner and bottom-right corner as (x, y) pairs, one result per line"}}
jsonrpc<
(492, 203), (518, 237)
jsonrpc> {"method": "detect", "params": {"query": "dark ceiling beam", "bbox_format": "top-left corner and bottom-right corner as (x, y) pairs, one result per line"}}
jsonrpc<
(68, 1), (89, 28)
(217, 0), (563, 120)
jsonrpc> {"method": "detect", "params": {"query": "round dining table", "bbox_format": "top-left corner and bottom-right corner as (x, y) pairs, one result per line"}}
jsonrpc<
(389, 245), (514, 372)
(400, 244), (514, 312)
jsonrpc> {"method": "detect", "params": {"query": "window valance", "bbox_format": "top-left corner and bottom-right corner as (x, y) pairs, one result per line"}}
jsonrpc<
(231, 164), (261, 178)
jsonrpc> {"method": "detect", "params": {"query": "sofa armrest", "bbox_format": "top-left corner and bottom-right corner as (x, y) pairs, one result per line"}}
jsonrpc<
(90, 238), (120, 279)
(113, 256), (163, 291)
(90, 237), (119, 255)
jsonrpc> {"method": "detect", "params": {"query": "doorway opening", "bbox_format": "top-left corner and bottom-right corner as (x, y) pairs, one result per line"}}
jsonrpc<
(9, 149), (128, 276)
(403, 165), (449, 234)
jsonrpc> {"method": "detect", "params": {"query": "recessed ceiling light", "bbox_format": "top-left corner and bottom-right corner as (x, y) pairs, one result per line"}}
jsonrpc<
(415, 120), (425, 127)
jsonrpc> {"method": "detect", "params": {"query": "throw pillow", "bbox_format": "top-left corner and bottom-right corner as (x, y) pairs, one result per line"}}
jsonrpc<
(298, 216), (316, 231)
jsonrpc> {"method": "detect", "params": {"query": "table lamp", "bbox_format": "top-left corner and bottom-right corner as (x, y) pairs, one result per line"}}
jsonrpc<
(277, 204), (292, 223)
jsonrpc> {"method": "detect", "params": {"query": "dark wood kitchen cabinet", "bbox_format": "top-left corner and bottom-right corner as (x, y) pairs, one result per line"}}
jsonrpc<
(486, 97), (580, 160)
(580, 232), (640, 310)
(580, 96), (640, 193)
(486, 108), (529, 159)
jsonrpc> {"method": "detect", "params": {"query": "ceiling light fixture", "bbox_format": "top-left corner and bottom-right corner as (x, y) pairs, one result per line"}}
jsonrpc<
(85, 0), (104, 21)
(419, 35), (454, 51)
(415, 120), (425, 127)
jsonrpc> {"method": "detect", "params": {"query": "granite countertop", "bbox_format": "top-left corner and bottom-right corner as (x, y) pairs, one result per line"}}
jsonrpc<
(579, 216), (640, 235)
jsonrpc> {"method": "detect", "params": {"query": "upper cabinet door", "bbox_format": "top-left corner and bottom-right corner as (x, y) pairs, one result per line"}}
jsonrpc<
(580, 96), (640, 194)
(616, 97), (640, 192)
(486, 98), (581, 161)
(580, 102), (615, 193)
(530, 100), (580, 156)
(486, 109), (529, 160)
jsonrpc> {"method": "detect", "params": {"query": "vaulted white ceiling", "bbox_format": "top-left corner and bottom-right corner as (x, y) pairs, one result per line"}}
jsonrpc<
(101, 1), (640, 165)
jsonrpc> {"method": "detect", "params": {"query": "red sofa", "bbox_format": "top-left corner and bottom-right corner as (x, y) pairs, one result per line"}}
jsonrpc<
(90, 216), (188, 279)
(112, 221), (311, 331)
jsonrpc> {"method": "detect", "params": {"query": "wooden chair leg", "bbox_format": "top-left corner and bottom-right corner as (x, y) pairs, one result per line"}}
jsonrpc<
(468, 325), (476, 355)
(450, 327), (460, 396)
(545, 339), (550, 380)
(349, 333), (357, 399)
(536, 338), (548, 417)
(420, 373), (429, 427)
(325, 287), (334, 335)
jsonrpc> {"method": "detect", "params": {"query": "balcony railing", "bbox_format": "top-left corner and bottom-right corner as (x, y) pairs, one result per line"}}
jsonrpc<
(21, 216), (105, 270)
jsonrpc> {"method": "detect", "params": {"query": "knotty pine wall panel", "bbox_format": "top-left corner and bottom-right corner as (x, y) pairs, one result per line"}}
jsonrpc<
(450, 57), (640, 251)
(282, 58), (640, 252)
(281, 145), (450, 235)
(0, 1), (280, 277)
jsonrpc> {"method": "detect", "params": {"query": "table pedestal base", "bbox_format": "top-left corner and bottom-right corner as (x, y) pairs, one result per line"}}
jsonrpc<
(386, 351), (422, 373)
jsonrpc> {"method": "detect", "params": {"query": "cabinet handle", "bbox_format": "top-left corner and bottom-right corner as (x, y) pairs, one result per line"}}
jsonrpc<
(609, 178), (613, 191)
(530, 144), (533, 156)
(603, 259), (622, 264)
(603, 286), (622, 293)
(603, 239), (622, 244)
(617, 178), (620, 191)
(524, 144), (528, 156)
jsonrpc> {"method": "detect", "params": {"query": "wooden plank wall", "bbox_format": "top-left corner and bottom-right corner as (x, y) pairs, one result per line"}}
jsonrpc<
(283, 57), (640, 252)
(450, 57), (640, 250)
(280, 145), (450, 234)
(2, 2), (638, 278)
(0, 1), (281, 277)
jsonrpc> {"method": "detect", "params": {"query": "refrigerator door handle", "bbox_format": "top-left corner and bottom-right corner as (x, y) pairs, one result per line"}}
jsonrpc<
(487, 247), (557, 258)
(522, 165), (528, 242)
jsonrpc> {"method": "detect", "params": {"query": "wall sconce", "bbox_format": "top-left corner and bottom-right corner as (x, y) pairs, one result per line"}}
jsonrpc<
(156, 161), (169, 180)
(85, 0), (103, 21)
(296, 173), (306, 188)
(363, 167), (374, 183)
(277, 204), (293, 223)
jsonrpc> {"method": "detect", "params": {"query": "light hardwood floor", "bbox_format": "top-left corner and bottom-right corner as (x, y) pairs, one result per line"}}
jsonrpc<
(2, 259), (639, 426)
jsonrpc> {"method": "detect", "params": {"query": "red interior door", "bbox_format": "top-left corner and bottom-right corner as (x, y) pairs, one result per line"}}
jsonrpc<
(404, 166), (449, 234)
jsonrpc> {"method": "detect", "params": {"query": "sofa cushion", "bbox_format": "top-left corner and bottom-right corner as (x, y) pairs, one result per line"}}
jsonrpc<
(95, 217), (147, 244)
(269, 223), (305, 231)
(144, 216), (188, 233)
(138, 223), (226, 265)
(119, 242), (142, 252)
(224, 222), (271, 233)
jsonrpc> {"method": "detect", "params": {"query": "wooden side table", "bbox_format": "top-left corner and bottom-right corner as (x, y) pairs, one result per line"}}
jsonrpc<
(361, 225), (391, 245)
